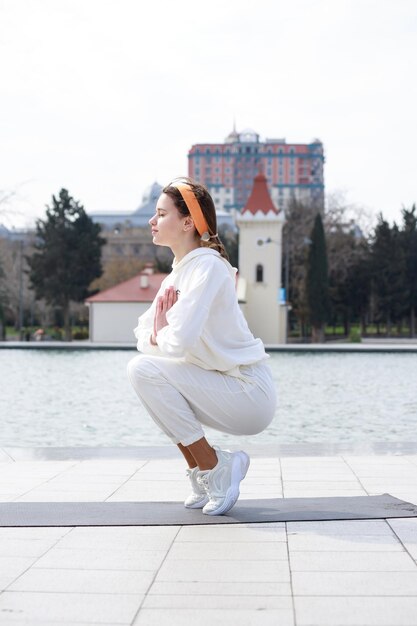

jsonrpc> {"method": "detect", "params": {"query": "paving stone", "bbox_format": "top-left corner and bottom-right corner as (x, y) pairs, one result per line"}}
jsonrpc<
(176, 523), (286, 542)
(156, 559), (290, 582)
(0, 621), (121, 626)
(60, 526), (179, 542)
(294, 596), (417, 625)
(0, 527), (71, 540)
(281, 473), (356, 480)
(167, 540), (288, 560)
(55, 526), (178, 550)
(7, 567), (155, 594)
(289, 551), (417, 572)
(0, 538), (65, 558)
(15, 491), (115, 502)
(133, 608), (295, 626)
(388, 518), (417, 554)
(147, 580), (291, 596)
(287, 533), (402, 552)
(0, 591), (143, 624)
(142, 594), (292, 609)
(0, 556), (39, 577)
(282, 481), (362, 489)
(287, 520), (393, 535)
(283, 489), (367, 498)
(32, 547), (167, 571)
(292, 571), (417, 595)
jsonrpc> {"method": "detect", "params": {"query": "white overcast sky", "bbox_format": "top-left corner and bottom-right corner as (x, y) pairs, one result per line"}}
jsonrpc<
(1, 0), (416, 229)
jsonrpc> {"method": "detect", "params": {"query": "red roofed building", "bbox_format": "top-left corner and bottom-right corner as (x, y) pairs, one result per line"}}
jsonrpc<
(85, 267), (167, 343)
(237, 174), (287, 344)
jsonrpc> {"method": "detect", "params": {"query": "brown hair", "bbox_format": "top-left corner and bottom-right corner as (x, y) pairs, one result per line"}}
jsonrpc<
(162, 177), (229, 261)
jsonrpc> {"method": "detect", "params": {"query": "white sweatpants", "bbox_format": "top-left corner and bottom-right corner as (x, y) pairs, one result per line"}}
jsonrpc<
(127, 355), (277, 446)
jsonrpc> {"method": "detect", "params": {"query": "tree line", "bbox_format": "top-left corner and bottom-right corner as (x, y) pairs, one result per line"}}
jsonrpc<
(284, 197), (417, 341)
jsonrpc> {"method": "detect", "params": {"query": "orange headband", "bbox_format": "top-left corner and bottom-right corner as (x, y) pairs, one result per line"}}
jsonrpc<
(172, 183), (210, 239)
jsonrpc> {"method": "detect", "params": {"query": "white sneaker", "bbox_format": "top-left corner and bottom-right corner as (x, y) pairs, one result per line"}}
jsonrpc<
(184, 467), (209, 509)
(197, 447), (250, 516)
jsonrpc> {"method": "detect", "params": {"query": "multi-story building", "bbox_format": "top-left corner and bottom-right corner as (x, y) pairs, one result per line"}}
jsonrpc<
(188, 126), (325, 213)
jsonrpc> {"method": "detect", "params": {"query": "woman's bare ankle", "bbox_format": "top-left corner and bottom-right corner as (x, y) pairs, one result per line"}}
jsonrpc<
(186, 438), (218, 471)
(177, 443), (197, 468)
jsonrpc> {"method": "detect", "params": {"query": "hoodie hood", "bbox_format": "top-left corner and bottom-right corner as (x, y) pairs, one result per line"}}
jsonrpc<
(172, 247), (237, 279)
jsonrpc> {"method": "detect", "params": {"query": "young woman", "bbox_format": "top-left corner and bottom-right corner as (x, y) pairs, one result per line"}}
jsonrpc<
(127, 178), (276, 516)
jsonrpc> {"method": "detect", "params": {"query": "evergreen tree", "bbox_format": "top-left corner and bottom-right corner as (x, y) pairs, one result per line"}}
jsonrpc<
(326, 226), (357, 336)
(401, 205), (417, 336)
(347, 242), (372, 334)
(371, 215), (408, 334)
(27, 189), (105, 340)
(0, 253), (6, 340)
(283, 197), (316, 338)
(218, 224), (239, 269)
(306, 213), (331, 342)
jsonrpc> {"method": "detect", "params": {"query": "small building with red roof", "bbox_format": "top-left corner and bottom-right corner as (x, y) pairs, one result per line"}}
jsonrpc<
(85, 266), (167, 343)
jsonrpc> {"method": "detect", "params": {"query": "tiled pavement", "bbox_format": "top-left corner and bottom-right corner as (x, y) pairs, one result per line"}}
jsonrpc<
(0, 449), (417, 625)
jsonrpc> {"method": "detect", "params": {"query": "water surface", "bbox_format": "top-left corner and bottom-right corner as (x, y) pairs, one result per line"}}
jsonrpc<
(1, 350), (416, 447)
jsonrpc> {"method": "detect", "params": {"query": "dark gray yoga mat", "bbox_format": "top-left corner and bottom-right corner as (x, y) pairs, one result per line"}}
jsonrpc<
(1, 494), (416, 527)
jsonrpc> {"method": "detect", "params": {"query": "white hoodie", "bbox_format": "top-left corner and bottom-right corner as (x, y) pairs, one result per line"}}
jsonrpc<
(133, 248), (267, 376)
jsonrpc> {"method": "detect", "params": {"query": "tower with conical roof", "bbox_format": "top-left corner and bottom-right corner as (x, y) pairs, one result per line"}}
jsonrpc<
(237, 173), (287, 344)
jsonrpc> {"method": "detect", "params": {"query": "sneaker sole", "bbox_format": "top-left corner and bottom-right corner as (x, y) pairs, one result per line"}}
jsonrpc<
(203, 451), (250, 516)
(184, 495), (210, 509)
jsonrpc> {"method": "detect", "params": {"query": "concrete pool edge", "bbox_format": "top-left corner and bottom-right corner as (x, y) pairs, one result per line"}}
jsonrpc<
(1, 340), (417, 352)
(2, 442), (417, 461)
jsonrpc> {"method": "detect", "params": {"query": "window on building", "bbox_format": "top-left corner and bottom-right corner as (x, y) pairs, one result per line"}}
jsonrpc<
(256, 264), (264, 283)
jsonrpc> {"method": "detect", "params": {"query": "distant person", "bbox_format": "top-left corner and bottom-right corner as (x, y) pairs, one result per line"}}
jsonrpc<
(127, 178), (276, 516)
(33, 328), (44, 341)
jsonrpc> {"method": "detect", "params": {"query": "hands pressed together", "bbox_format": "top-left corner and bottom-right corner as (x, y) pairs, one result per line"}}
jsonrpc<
(150, 286), (178, 346)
